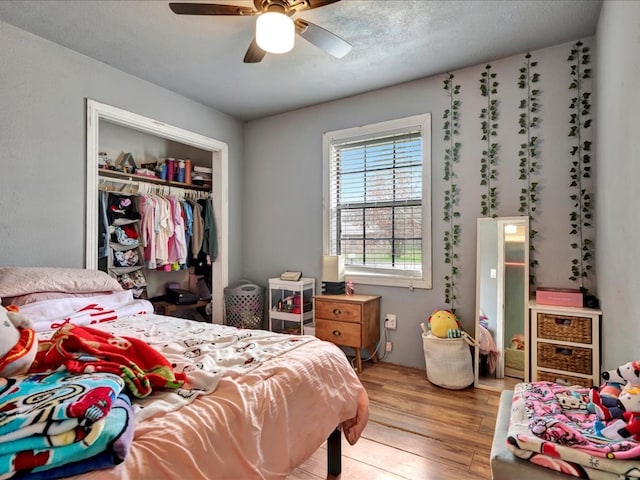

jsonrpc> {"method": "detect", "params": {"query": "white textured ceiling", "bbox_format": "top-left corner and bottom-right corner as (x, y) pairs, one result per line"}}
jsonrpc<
(0, 0), (603, 121)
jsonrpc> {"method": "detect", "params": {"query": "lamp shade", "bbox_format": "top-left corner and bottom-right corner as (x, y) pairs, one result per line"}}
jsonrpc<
(256, 12), (295, 54)
(322, 255), (345, 282)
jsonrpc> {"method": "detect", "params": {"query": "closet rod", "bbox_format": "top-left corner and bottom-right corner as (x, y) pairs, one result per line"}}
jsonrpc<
(98, 174), (210, 199)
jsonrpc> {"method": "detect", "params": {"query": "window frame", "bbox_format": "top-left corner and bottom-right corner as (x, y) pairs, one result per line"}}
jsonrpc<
(322, 113), (432, 289)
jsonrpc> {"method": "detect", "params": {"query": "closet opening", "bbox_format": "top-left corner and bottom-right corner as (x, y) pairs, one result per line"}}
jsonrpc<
(85, 99), (229, 322)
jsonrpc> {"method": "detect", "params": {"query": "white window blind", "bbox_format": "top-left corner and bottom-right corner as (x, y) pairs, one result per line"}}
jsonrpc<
(323, 114), (431, 288)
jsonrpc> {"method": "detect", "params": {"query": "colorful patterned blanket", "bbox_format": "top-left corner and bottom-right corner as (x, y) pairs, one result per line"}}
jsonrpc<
(0, 371), (133, 479)
(507, 382), (640, 479)
(32, 323), (186, 398)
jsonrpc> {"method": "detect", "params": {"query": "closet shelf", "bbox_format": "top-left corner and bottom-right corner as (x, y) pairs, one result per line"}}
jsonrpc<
(99, 168), (210, 191)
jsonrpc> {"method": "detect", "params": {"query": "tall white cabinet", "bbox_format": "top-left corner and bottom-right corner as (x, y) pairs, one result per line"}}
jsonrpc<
(85, 99), (229, 322)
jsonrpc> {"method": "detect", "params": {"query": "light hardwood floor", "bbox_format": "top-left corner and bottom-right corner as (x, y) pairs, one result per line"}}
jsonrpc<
(289, 362), (501, 480)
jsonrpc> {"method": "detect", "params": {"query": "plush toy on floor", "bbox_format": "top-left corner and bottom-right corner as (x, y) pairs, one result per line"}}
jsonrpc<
(428, 309), (461, 338)
(0, 305), (37, 377)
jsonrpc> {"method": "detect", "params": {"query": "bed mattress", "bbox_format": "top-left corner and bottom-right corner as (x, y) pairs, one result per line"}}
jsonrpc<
(32, 313), (367, 480)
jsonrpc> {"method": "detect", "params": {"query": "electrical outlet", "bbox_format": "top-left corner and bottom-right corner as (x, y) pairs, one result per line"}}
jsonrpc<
(385, 341), (393, 352)
(384, 314), (397, 330)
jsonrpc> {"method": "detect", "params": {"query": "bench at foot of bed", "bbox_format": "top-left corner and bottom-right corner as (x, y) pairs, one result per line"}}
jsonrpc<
(491, 390), (571, 480)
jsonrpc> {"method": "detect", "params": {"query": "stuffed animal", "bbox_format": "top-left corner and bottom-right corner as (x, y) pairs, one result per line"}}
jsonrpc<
(0, 305), (37, 377)
(596, 387), (640, 442)
(588, 366), (627, 421)
(428, 309), (461, 338)
(616, 360), (640, 389)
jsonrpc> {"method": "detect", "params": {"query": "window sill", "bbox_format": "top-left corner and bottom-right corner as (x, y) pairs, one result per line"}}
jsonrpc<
(345, 273), (431, 290)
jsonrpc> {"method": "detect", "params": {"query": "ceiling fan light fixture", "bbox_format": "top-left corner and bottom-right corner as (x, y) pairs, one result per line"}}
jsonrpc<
(256, 11), (294, 54)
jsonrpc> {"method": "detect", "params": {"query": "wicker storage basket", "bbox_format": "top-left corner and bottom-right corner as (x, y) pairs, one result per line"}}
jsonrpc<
(536, 371), (593, 387)
(422, 331), (474, 390)
(537, 313), (591, 344)
(536, 343), (592, 375)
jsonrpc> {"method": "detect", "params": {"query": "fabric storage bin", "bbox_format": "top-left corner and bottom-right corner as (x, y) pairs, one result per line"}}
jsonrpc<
(422, 331), (474, 389)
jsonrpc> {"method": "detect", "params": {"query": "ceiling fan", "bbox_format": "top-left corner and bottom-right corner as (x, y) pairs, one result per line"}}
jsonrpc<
(169, 0), (352, 63)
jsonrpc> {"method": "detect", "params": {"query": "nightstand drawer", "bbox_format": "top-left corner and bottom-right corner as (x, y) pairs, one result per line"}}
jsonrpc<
(537, 343), (592, 375)
(315, 301), (362, 323)
(316, 319), (361, 347)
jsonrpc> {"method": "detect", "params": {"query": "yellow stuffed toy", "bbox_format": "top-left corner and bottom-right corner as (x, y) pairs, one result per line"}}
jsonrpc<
(428, 309), (461, 338)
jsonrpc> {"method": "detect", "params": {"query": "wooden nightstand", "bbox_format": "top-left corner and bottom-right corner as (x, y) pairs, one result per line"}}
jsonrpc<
(314, 294), (380, 373)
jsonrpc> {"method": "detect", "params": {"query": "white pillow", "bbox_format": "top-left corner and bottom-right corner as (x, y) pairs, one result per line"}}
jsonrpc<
(0, 267), (123, 297)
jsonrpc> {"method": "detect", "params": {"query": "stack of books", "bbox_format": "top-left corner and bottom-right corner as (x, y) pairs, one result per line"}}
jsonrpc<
(321, 281), (345, 294)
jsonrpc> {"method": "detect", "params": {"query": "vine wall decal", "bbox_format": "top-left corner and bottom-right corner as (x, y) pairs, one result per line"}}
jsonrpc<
(479, 64), (499, 217)
(567, 40), (593, 286)
(442, 73), (462, 311)
(517, 52), (541, 288)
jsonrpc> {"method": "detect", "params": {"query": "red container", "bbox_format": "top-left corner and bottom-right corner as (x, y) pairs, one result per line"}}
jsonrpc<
(536, 288), (583, 308)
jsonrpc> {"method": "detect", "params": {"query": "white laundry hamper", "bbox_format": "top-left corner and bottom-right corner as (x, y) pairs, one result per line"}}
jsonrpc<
(422, 330), (476, 390)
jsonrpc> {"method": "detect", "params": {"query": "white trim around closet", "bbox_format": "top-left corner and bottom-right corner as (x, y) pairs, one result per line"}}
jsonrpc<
(85, 99), (229, 323)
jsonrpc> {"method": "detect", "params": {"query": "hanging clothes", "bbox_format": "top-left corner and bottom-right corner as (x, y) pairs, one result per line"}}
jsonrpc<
(98, 190), (110, 259)
(167, 196), (187, 268)
(190, 200), (204, 260)
(201, 197), (218, 263)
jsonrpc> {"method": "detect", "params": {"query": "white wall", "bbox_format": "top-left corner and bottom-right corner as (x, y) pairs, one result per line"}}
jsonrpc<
(594, 0), (640, 370)
(0, 22), (245, 281)
(243, 38), (596, 369)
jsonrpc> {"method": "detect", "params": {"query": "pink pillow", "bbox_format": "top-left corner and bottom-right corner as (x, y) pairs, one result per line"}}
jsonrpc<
(0, 267), (123, 297)
(3, 291), (116, 307)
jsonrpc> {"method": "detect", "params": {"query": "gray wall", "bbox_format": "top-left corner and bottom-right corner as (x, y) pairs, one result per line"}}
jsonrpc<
(0, 22), (245, 281)
(243, 38), (597, 369)
(594, 1), (640, 370)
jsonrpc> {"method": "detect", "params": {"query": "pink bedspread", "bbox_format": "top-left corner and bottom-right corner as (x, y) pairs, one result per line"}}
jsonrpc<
(67, 332), (368, 480)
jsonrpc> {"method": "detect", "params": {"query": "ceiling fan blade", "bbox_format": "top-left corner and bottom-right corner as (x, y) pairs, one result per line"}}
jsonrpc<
(307, 0), (342, 10)
(294, 19), (352, 58)
(169, 3), (257, 16)
(288, 0), (341, 15)
(243, 37), (267, 63)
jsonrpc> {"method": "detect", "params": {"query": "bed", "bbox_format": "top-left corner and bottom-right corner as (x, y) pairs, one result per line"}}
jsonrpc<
(493, 381), (640, 479)
(0, 267), (369, 480)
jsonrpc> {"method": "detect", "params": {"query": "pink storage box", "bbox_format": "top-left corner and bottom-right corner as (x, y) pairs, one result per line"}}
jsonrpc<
(536, 288), (583, 308)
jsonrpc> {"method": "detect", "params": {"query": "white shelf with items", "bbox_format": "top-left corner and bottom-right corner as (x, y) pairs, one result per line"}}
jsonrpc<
(268, 278), (315, 334)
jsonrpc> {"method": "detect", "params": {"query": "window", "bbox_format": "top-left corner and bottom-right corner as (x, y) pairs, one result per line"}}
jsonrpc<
(323, 114), (431, 289)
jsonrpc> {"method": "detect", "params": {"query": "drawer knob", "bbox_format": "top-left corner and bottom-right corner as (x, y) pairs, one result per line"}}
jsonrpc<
(332, 308), (342, 316)
(332, 330), (341, 337)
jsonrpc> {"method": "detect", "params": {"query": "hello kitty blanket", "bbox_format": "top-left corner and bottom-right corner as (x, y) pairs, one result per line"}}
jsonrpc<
(507, 382), (640, 479)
